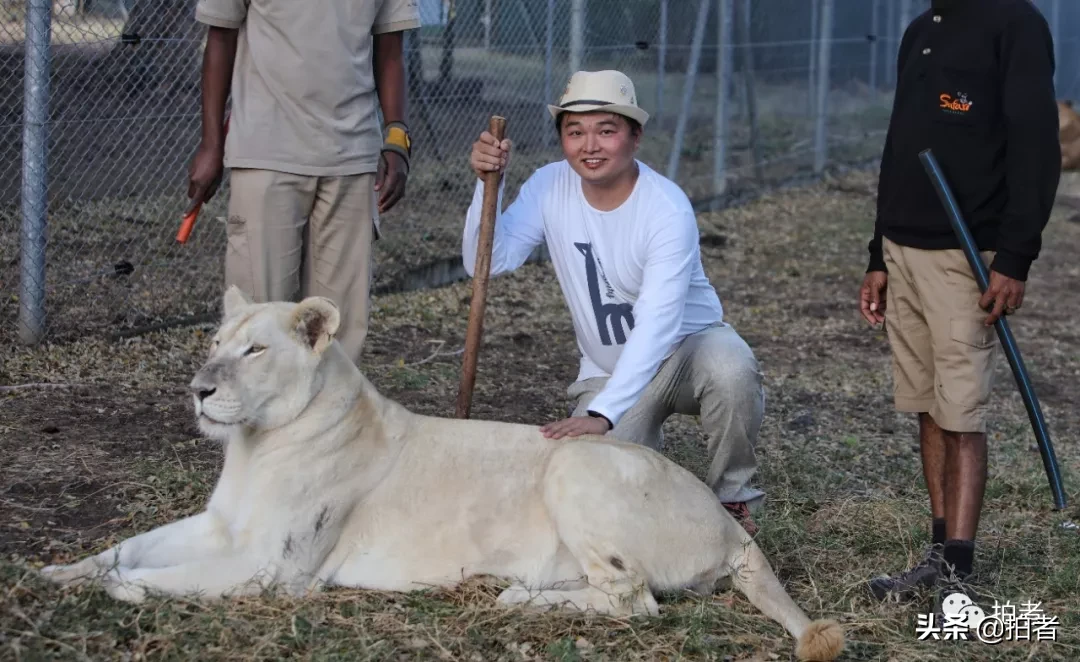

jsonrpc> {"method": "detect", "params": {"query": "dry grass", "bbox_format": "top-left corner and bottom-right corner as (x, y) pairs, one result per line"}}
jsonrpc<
(2, 170), (1079, 661)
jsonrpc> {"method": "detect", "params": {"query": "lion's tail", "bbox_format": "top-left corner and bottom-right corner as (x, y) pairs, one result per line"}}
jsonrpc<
(727, 537), (844, 661)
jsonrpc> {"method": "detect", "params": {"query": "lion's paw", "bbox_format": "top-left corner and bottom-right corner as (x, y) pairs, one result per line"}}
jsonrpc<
(102, 572), (150, 604)
(38, 559), (105, 587)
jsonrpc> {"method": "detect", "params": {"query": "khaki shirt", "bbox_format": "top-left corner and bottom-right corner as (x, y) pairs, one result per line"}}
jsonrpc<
(194, 0), (421, 177)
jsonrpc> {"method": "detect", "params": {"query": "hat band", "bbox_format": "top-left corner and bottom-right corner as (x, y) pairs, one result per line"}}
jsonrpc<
(558, 99), (616, 108)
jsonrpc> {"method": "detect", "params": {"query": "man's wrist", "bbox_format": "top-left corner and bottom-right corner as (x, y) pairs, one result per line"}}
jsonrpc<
(381, 120), (412, 173)
(586, 410), (613, 430)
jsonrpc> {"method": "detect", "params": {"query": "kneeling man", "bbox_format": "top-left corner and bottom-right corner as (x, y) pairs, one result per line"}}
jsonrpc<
(461, 70), (766, 533)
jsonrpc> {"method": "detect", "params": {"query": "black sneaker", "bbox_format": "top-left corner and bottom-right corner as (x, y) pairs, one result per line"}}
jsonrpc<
(933, 570), (983, 616)
(867, 543), (944, 601)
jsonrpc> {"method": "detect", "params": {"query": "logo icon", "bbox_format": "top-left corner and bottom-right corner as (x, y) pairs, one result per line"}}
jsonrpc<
(940, 91), (973, 114)
(941, 592), (986, 629)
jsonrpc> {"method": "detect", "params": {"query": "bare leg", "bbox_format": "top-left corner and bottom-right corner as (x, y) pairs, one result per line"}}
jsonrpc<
(919, 413), (947, 521)
(942, 430), (987, 542)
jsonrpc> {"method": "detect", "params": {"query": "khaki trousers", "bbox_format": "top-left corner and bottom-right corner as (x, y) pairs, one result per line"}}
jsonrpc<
(883, 238), (1001, 433)
(224, 168), (377, 365)
(567, 322), (766, 508)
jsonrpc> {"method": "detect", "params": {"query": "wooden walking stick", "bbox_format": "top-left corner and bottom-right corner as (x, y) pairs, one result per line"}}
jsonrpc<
(456, 115), (507, 419)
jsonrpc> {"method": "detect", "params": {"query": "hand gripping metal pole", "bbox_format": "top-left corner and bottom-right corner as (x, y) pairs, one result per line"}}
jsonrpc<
(919, 148), (1067, 511)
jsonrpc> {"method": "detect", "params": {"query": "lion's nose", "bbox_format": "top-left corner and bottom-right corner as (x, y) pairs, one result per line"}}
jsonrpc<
(196, 387), (216, 402)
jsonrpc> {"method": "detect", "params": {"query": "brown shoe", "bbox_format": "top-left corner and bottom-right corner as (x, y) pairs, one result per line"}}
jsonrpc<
(723, 501), (759, 536)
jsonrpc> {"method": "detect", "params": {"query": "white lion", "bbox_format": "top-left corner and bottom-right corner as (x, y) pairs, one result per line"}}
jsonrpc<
(39, 286), (844, 661)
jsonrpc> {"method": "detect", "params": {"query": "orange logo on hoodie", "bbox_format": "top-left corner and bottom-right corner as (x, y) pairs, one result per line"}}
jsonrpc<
(940, 92), (973, 113)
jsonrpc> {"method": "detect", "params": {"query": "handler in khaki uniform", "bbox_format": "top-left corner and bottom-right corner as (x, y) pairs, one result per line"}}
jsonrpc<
(858, 0), (1059, 609)
(187, 0), (420, 364)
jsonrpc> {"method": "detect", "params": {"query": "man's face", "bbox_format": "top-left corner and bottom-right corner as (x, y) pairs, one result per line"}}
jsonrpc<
(559, 112), (641, 184)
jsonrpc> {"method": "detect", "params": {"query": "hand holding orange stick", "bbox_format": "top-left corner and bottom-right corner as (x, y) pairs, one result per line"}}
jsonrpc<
(178, 114), (231, 244)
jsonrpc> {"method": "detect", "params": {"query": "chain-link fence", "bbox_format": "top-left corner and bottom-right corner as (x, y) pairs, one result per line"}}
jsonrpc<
(2, 0), (1075, 345)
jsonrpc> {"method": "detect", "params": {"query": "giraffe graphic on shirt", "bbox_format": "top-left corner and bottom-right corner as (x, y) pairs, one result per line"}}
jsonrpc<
(575, 242), (634, 345)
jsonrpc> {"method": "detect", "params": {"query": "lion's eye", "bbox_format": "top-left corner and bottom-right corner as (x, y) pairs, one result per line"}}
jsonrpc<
(245, 344), (266, 356)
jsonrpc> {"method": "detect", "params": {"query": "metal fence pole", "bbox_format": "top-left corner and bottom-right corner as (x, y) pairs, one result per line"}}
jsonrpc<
(807, 0), (818, 116)
(869, 0), (879, 90)
(711, 0), (734, 201)
(656, 0), (667, 127)
(544, 0), (554, 147)
(569, 0), (584, 74)
(667, 0), (710, 181)
(1050, 0), (1060, 92)
(812, 0), (834, 173)
(19, 0), (51, 345)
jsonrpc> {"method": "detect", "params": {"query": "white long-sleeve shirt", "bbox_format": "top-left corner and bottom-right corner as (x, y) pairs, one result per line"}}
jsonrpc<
(462, 159), (724, 426)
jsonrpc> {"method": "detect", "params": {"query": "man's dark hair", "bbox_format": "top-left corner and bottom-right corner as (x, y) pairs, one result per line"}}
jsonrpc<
(554, 111), (642, 137)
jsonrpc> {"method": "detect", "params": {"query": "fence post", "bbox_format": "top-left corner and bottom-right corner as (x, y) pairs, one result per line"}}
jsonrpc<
(544, 0), (554, 147)
(667, 0), (710, 182)
(1050, 0), (1060, 92)
(656, 0), (667, 127)
(20, 0), (51, 345)
(710, 0), (733, 202)
(807, 0), (818, 115)
(569, 0), (584, 74)
(869, 0), (879, 90)
(812, 0), (834, 174)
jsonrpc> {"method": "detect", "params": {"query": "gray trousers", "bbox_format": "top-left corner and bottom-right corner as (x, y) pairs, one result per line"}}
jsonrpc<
(568, 322), (766, 508)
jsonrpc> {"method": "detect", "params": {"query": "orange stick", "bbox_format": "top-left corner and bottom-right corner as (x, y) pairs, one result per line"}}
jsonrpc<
(177, 114), (231, 244)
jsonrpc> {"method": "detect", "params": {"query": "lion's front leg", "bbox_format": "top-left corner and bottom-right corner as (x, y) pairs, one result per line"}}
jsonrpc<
(40, 511), (231, 587)
(100, 555), (278, 604)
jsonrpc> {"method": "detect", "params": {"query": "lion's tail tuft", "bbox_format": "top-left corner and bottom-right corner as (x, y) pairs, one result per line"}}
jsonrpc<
(795, 618), (845, 661)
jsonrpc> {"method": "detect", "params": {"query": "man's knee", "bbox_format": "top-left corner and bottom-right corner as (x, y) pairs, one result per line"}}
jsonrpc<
(694, 328), (764, 400)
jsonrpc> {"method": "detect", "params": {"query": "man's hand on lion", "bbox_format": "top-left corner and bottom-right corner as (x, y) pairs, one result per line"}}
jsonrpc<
(471, 130), (512, 180)
(540, 415), (611, 439)
(979, 269), (1025, 326)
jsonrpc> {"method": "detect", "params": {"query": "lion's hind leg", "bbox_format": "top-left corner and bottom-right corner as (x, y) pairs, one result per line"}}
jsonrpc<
(495, 557), (659, 617)
(725, 538), (844, 662)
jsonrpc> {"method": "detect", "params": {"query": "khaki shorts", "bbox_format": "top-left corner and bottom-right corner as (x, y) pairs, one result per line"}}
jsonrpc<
(882, 238), (1001, 433)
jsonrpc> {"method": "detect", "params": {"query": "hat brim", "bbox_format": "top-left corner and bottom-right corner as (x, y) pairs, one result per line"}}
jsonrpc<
(547, 103), (649, 127)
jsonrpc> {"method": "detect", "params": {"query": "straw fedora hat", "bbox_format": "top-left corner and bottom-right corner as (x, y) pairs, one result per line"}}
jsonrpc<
(547, 70), (650, 127)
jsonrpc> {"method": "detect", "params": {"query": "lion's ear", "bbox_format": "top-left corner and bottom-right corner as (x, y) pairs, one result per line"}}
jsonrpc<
(291, 296), (341, 353)
(223, 285), (253, 318)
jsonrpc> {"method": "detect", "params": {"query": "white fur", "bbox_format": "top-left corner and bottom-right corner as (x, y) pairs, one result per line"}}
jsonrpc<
(39, 287), (843, 661)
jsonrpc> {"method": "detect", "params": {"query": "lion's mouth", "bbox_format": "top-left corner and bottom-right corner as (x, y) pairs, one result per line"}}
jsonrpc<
(198, 412), (234, 426)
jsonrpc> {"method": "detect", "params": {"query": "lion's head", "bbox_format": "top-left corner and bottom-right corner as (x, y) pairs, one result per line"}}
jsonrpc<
(189, 286), (342, 441)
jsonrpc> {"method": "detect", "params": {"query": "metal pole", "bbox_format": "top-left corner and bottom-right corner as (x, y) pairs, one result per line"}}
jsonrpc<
(656, 0), (667, 127)
(899, 0), (912, 50)
(20, 0), (51, 345)
(813, 0), (834, 173)
(569, 0), (584, 74)
(807, 0), (818, 116)
(869, 0), (879, 90)
(667, 0), (710, 181)
(1050, 0), (1060, 92)
(483, 0), (492, 50)
(737, 0), (762, 185)
(711, 0), (733, 200)
(544, 0), (554, 147)
(885, 0), (896, 87)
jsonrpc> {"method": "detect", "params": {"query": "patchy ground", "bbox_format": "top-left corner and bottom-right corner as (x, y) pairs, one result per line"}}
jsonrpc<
(2, 170), (1078, 661)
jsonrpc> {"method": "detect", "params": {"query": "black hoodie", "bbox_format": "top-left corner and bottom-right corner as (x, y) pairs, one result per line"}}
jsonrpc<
(867, 0), (1060, 282)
